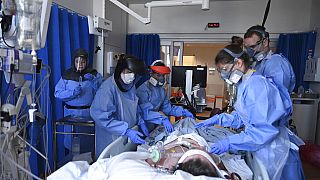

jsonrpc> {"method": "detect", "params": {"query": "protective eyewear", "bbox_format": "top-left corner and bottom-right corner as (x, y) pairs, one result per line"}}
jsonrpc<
(247, 39), (263, 49)
(217, 63), (235, 74)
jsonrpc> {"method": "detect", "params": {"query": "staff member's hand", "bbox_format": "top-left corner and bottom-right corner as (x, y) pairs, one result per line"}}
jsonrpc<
(183, 109), (194, 119)
(210, 139), (230, 155)
(125, 129), (145, 144)
(195, 115), (219, 128)
(162, 118), (174, 133)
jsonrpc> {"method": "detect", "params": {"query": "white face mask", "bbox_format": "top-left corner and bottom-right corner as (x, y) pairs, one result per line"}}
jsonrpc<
(121, 72), (135, 84)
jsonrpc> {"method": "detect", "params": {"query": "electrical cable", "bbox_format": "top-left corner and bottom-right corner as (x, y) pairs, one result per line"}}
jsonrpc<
(262, 0), (271, 27)
(1, 31), (14, 48)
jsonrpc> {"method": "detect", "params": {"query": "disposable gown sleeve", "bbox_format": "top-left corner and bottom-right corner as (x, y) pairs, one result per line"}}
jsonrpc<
(216, 111), (243, 129)
(227, 77), (281, 151)
(137, 88), (165, 125)
(92, 73), (104, 92)
(90, 84), (129, 136)
(136, 106), (146, 125)
(54, 78), (78, 101)
(160, 91), (184, 117)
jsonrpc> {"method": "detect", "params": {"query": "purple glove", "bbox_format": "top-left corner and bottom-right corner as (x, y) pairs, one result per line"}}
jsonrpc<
(125, 129), (145, 144)
(162, 118), (174, 133)
(195, 115), (219, 129)
(183, 109), (194, 119)
(84, 73), (94, 80)
(73, 86), (82, 96)
(139, 122), (149, 137)
(210, 139), (230, 155)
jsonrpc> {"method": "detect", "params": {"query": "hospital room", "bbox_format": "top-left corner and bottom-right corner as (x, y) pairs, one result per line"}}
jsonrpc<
(1, 0), (320, 179)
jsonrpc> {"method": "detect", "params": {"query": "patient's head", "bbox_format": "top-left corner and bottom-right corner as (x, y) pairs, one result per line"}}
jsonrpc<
(176, 158), (217, 177)
(175, 149), (219, 177)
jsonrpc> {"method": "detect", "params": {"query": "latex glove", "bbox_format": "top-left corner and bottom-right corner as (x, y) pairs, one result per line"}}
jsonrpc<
(162, 118), (174, 133)
(195, 115), (219, 129)
(139, 122), (149, 137)
(73, 86), (82, 96)
(210, 139), (230, 155)
(84, 73), (94, 80)
(125, 129), (145, 144)
(183, 109), (194, 119)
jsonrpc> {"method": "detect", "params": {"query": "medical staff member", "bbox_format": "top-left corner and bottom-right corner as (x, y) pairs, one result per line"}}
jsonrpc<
(244, 25), (296, 93)
(195, 44), (305, 180)
(90, 54), (149, 156)
(54, 48), (103, 152)
(137, 60), (194, 133)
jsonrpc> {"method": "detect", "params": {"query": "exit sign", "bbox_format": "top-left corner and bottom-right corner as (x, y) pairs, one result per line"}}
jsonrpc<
(207, 23), (220, 28)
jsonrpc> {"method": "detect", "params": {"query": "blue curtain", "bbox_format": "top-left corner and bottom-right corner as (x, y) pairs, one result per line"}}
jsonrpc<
(31, 3), (94, 175)
(276, 31), (317, 92)
(126, 34), (160, 86)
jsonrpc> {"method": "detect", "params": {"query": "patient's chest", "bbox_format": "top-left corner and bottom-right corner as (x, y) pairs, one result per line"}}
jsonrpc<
(146, 138), (206, 171)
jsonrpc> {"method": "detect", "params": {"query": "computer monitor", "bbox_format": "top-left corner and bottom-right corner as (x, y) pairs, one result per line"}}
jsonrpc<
(171, 66), (207, 88)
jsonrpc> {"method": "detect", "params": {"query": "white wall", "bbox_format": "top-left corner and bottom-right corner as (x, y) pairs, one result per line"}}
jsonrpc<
(128, 0), (312, 42)
(310, 0), (320, 57)
(53, 0), (93, 16)
(308, 0), (320, 93)
(105, 0), (127, 53)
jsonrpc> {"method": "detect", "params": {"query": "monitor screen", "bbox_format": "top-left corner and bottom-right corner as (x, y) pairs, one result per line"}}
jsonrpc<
(171, 66), (207, 88)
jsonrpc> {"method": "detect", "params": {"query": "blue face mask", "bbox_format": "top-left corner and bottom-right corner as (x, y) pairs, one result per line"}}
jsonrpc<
(246, 47), (256, 58)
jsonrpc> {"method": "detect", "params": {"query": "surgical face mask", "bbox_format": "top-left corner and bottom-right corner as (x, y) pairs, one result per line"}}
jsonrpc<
(219, 63), (243, 85)
(121, 72), (135, 84)
(149, 74), (166, 87)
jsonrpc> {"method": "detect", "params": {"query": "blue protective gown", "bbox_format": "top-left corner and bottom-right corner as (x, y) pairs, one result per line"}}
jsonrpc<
(54, 73), (103, 152)
(254, 51), (296, 93)
(90, 75), (144, 157)
(137, 81), (185, 125)
(214, 70), (305, 180)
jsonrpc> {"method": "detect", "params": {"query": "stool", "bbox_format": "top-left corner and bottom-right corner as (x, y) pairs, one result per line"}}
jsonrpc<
(53, 115), (95, 170)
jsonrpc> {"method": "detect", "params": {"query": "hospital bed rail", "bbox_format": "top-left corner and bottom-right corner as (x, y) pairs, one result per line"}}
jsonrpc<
(98, 125), (139, 160)
(97, 125), (269, 180)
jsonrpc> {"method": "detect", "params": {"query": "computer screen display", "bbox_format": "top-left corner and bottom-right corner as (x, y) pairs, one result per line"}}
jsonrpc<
(171, 66), (207, 88)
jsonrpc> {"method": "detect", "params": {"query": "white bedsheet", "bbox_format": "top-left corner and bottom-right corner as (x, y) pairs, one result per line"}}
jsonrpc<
(48, 151), (225, 180)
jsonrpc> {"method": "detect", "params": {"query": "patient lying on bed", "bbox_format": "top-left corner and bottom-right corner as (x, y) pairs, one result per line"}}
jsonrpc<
(141, 133), (239, 179)
(48, 119), (244, 180)
(145, 134), (217, 175)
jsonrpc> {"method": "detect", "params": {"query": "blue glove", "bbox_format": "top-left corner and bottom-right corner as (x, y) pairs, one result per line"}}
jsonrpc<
(162, 118), (174, 133)
(195, 115), (219, 129)
(183, 109), (194, 119)
(139, 122), (149, 137)
(84, 73), (94, 80)
(125, 129), (145, 144)
(210, 139), (230, 155)
(73, 86), (82, 96)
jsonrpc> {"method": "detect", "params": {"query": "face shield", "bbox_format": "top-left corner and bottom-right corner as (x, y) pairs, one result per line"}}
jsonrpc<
(74, 56), (87, 72)
(149, 62), (171, 87)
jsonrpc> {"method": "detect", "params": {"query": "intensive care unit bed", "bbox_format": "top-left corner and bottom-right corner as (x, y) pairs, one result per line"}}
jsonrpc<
(47, 118), (268, 180)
